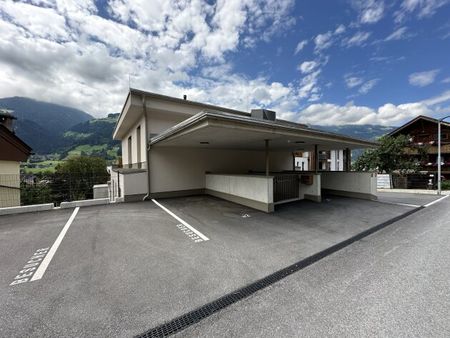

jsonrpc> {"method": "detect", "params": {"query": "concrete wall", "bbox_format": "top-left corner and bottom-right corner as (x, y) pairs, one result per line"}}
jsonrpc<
(321, 171), (377, 200)
(122, 171), (148, 201)
(205, 174), (274, 212)
(121, 115), (146, 166)
(0, 160), (20, 207)
(93, 184), (109, 199)
(149, 147), (292, 194)
(147, 111), (188, 136)
(299, 174), (321, 202)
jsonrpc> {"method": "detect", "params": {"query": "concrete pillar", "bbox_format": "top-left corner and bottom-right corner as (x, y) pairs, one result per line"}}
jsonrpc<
(265, 139), (270, 176)
(345, 148), (351, 171)
(314, 145), (319, 173)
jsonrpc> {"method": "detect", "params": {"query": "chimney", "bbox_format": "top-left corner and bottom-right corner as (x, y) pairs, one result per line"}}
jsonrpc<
(183, 94), (187, 100)
(0, 109), (16, 132)
(250, 109), (276, 121)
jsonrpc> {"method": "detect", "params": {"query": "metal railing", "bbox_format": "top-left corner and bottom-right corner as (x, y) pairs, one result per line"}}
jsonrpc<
(273, 174), (299, 202)
(111, 162), (146, 170)
(392, 174), (437, 189)
(0, 173), (109, 207)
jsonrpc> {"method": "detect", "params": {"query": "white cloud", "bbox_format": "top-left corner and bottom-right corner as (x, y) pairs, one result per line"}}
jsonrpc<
(343, 31), (371, 47)
(334, 24), (346, 34)
(351, 0), (385, 24)
(384, 26), (410, 41)
(395, 0), (450, 23)
(0, 1), (70, 40)
(298, 61), (319, 74)
(442, 77), (450, 84)
(359, 78), (379, 94)
(314, 31), (334, 52)
(294, 39), (308, 54)
(344, 75), (379, 94)
(0, 0), (297, 116)
(298, 70), (322, 101)
(345, 75), (364, 88)
(297, 90), (450, 126)
(313, 24), (347, 53)
(409, 69), (440, 87)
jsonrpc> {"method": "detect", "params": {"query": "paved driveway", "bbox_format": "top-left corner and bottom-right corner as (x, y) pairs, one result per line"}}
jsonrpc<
(377, 191), (443, 207)
(0, 195), (420, 337)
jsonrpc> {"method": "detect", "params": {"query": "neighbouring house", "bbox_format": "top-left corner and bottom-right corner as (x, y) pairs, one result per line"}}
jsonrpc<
(110, 89), (377, 212)
(295, 150), (344, 171)
(388, 115), (450, 180)
(0, 110), (32, 207)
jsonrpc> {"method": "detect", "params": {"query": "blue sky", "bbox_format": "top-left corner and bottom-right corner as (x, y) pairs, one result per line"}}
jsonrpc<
(0, 0), (449, 126)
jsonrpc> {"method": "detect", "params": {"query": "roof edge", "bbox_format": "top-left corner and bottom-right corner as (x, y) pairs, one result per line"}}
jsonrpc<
(150, 111), (378, 148)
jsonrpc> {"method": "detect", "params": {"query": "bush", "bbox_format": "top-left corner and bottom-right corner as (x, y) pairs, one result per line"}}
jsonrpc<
(441, 180), (450, 190)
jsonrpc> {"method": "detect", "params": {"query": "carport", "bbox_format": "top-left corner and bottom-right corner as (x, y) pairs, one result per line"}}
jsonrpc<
(148, 110), (377, 212)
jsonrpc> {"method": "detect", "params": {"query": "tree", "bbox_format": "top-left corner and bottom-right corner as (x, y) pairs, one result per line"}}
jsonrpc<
(353, 135), (419, 174)
(52, 156), (109, 202)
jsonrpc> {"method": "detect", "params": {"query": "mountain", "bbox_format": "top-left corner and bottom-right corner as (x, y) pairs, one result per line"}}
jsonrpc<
(1, 96), (394, 160)
(0, 97), (92, 131)
(0, 96), (93, 153)
(312, 124), (395, 141)
(60, 114), (120, 159)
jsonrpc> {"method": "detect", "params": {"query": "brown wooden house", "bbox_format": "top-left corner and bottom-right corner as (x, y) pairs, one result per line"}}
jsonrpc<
(388, 115), (450, 179)
(0, 111), (32, 207)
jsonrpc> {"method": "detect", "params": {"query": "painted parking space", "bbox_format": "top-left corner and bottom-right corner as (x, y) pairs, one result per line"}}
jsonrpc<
(9, 247), (50, 285)
(152, 199), (209, 242)
(0, 208), (75, 287)
(1, 193), (446, 337)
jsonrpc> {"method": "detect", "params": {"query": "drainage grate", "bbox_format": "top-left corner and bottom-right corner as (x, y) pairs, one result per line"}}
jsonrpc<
(136, 206), (424, 338)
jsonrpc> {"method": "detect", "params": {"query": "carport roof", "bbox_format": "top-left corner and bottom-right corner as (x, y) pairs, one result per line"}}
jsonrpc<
(149, 111), (378, 151)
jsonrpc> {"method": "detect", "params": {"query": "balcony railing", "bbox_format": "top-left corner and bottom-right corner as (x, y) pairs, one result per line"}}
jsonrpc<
(111, 162), (146, 170)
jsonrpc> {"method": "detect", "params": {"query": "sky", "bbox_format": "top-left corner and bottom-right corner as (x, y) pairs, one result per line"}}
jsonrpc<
(0, 0), (449, 126)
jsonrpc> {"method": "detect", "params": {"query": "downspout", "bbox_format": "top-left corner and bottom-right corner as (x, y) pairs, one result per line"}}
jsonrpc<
(142, 95), (152, 201)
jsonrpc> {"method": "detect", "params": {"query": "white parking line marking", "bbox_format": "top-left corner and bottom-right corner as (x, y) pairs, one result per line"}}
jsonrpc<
(424, 194), (449, 207)
(176, 224), (204, 243)
(9, 248), (50, 285)
(152, 199), (209, 242)
(30, 207), (80, 281)
(377, 200), (421, 208)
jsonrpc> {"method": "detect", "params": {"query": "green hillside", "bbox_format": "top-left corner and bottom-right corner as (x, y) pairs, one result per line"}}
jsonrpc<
(0, 96), (93, 154)
(60, 113), (120, 159)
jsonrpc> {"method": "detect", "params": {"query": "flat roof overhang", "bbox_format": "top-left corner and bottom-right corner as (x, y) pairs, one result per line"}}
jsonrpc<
(149, 111), (378, 151)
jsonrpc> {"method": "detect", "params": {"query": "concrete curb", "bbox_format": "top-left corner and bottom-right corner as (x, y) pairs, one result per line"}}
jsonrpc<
(0, 198), (112, 216)
(378, 189), (450, 195)
(60, 198), (110, 209)
(0, 203), (54, 216)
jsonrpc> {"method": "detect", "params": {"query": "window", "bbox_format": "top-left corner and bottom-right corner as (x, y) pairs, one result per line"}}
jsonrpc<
(127, 136), (132, 167)
(136, 126), (141, 168)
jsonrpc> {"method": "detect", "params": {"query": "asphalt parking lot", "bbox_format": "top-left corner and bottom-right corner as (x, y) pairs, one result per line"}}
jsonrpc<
(0, 193), (441, 337)
(376, 191), (443, 207)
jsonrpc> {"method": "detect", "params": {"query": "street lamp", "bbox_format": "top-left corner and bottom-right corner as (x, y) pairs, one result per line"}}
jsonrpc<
(437, 115), (450, 195)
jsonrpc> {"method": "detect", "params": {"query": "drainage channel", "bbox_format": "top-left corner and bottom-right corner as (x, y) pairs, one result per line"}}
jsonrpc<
(136, 206), (424, 338)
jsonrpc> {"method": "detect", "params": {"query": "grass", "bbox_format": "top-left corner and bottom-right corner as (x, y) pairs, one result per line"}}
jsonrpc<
(63, 131), (91, 139)
(66, 144), (108, 158)
(22, 160), (63, 174)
